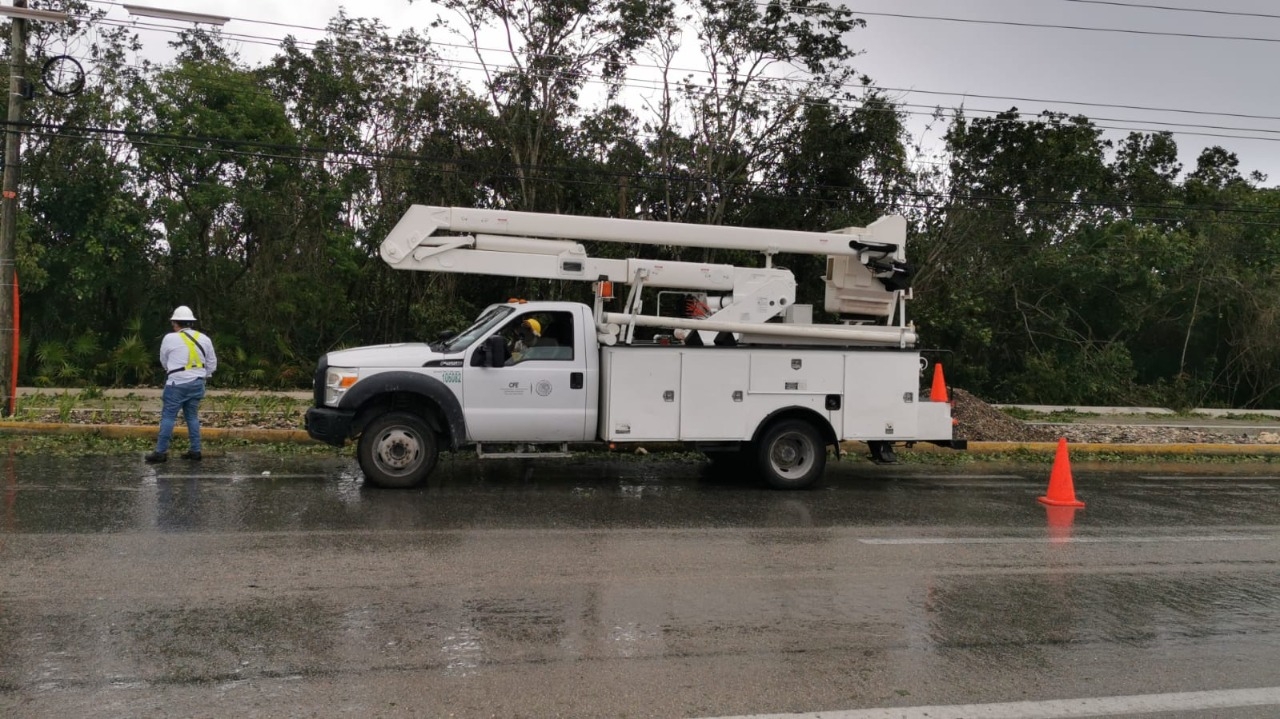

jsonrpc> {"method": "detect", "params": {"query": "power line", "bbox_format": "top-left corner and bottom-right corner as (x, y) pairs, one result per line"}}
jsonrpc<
(80, 15), (1280, 146)
(54, 7), (1280, 186)
(845, 7), (1280, 44)
(712, 0), (1280, 29)
(1056, 0), (1280, 21)
(35, 31), (1280, 198)
(19, 119), (1280, 225)
(83, 1), (1280, 127)
(24, 134), (1280, 241)
(26, 23), (1271, 217)
(86, 0), (1280, 40)
(875, 85), (1280, 124)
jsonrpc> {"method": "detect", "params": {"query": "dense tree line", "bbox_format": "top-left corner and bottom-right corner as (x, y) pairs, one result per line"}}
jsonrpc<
(11, 1), (1280, 408)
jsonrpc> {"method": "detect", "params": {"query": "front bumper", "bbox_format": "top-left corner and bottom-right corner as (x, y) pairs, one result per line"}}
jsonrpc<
(305, 407), (355, 447)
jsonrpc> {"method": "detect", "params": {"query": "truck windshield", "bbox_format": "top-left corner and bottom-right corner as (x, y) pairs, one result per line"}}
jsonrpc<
(440, 306), (515, 353)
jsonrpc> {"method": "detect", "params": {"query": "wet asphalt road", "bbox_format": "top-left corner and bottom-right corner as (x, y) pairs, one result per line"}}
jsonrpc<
(2, 453), (1280, 718)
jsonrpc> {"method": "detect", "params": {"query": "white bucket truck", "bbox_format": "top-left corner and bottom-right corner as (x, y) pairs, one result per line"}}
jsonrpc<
(305, 206), (964, 489)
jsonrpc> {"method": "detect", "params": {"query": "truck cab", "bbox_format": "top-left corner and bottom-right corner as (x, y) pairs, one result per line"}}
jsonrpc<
(306, 302), (599, 487)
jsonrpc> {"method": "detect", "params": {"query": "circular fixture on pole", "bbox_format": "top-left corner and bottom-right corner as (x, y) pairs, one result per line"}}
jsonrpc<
(41, 55), (84, 97)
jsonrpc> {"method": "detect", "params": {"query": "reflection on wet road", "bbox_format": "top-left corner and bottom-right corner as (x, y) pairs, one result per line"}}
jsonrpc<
(2, 453), (1279, 718)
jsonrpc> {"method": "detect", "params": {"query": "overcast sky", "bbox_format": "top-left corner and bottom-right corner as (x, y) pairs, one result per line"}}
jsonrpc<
(103, 0), (1280, 186)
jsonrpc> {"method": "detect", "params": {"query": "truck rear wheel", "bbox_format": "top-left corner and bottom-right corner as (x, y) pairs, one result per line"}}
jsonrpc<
(755, 419), (826, 490)
(357, 411), (438, 489)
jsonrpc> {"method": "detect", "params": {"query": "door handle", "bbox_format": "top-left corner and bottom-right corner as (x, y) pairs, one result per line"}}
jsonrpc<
(570, 372), (583, 389)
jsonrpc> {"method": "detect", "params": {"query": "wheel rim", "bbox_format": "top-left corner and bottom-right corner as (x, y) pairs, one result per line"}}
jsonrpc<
(371, 426), (424, 476)
(768, 430), (816, 476)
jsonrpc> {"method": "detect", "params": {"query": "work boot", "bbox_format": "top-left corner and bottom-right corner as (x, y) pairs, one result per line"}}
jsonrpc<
(180, 451), (202, 461)
(144, 451), (168, 463)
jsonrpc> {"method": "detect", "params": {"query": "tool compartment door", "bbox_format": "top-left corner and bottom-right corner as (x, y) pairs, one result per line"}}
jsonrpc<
(842, 352), (920, 439)
(600, 348), (682, 441)
(748, 352), (845, 395)
(679, 351), (750, 440)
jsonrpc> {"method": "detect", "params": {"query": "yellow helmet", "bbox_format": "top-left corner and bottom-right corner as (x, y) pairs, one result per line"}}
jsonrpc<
(522, 318), (541, 336)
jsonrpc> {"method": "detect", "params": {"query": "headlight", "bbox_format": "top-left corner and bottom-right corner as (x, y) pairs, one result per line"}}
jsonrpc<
(324, 368), (359, 406)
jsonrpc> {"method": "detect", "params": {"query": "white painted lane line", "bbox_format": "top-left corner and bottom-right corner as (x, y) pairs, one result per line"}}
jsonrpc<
(1138, 475), (1280, 480)
(152, 474), (329, 480)
(699, 685), (1280, 719)
(859, 535), (1271, 545)
(895, 475), (1027, 480)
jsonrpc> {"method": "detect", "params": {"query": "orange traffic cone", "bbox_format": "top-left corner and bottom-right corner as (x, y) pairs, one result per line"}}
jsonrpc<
(930, 363), (949, 403)
(1038, 437), (1085, 508)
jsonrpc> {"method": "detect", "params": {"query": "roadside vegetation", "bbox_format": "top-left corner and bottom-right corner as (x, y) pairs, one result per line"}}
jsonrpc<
(8, 390), (307, 429)
(12, 1), (1280, 413)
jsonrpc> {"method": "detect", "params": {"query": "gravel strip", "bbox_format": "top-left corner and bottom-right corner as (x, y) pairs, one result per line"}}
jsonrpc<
(951, 388), (1279, 445)
(12, 390), (1280, 445)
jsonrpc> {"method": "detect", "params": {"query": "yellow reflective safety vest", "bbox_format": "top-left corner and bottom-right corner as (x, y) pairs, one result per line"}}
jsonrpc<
(169, 330), (207, 375)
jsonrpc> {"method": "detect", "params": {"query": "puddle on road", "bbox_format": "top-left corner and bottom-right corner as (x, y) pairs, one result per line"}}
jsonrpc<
(4, 453), (1280, 535)
(920, 571), (1280, 650)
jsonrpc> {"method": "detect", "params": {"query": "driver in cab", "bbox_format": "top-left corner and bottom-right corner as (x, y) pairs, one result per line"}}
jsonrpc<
(509, 318), (541, 362)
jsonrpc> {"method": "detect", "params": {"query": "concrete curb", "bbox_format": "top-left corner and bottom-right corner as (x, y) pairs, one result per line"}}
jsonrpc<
(16, 387), (313, 402)
(961, 441), (1280, 456)
(0, 422), (313, 444)
(996, 404), (1280, 418)
(831, 441), (1280, 457)
(2, 422), (1280, 457)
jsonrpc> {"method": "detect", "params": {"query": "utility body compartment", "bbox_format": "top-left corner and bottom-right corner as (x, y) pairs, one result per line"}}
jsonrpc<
(599, 346), (949, 444)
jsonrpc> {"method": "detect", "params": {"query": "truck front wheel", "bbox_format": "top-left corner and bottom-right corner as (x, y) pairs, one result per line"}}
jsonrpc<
(755, 419), (827, 490)
(357, 411), (439, 489)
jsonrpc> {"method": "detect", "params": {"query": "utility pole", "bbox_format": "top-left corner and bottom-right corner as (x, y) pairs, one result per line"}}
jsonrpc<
(0, 1), (66, 415)
(0, 0), (28, 417)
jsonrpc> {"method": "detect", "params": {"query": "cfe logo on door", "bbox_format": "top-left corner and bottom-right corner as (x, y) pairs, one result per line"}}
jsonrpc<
(791, 359), (802, 370)
(535, 380), (553, 397)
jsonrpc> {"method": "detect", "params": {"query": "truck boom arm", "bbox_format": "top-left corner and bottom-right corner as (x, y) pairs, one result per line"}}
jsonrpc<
(381, 205), (905, 260)
(379, 205), (916, 346)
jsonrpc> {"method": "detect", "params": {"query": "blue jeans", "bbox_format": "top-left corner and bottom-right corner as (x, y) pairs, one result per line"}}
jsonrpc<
(156, 379), (206, 454)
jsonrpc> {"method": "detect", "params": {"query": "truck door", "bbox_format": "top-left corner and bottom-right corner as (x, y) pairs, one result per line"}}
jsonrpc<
(462, 310), (591, 442)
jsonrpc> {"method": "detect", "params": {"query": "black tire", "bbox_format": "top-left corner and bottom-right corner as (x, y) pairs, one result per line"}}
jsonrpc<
(357, 411), (439, 489)
(755, 419), (827, 490)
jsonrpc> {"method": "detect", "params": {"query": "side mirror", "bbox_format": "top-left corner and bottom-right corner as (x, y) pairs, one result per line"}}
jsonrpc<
(437, 330), (457, 342)
(484, 334), (507, 367)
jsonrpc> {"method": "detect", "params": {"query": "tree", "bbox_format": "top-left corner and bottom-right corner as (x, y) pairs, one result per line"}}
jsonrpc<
(19, 5), (158, 384)
(430, 0), (675, 211)
(646, 0), (865, 227)
(919, 109), (1119, 400)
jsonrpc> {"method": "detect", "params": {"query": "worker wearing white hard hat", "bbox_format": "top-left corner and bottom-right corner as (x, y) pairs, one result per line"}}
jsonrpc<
(145, 305), (219, 463)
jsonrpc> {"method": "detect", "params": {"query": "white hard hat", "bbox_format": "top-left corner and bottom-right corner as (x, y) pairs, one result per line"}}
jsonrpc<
(170, 305), (197, 322)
